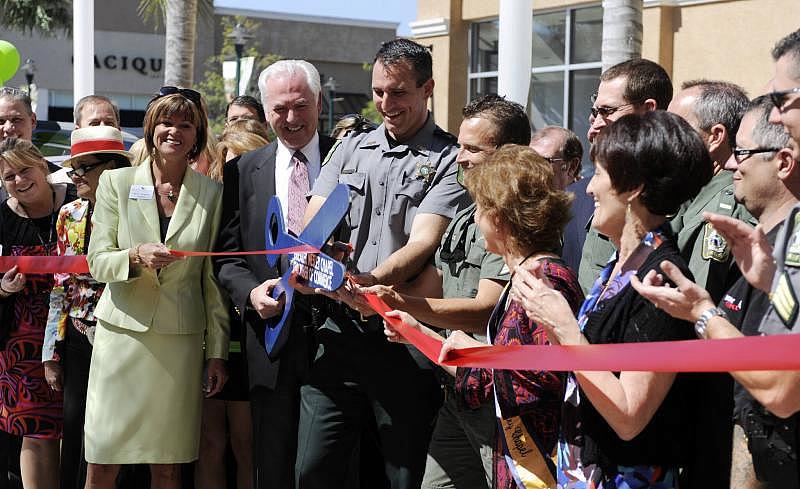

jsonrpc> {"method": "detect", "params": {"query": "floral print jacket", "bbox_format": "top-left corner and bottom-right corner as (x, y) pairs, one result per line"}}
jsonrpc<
(42, 199), (104, 363)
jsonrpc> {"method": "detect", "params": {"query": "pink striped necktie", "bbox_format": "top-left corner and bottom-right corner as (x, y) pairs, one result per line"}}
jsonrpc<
(288, 150), (309, 236)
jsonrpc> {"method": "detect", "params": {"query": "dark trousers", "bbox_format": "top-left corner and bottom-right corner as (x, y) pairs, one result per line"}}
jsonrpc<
(295, 326), (442, 489)
(250, 322), (311, 489)
(61, 323), (92, 489)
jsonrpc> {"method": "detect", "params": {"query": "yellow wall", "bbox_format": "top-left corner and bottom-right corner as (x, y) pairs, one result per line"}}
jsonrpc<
(664, 0), (799, 97)
(417, 0), (800, 131)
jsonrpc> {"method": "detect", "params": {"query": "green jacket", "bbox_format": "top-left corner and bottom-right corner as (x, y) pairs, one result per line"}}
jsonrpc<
(670, 171), (756, 303)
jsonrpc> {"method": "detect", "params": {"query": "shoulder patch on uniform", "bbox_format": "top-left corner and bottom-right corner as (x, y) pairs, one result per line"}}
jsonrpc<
(771, 271), (799, 327)
(785, 223), (800, 267)
(701, 223), (730, 262)
(322, 139), (342, 167)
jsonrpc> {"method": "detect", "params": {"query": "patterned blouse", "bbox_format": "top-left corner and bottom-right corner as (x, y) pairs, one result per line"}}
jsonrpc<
(42, 199), (104, 362)
(456, 258), (584, 488)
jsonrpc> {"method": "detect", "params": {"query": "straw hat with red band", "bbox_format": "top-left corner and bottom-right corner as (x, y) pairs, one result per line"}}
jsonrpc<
(62, 126), (133, 168)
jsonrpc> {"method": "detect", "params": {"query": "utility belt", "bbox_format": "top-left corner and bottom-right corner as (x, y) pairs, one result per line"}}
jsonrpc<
(324, 300), (384, 333)
(743, 406), (800, 486)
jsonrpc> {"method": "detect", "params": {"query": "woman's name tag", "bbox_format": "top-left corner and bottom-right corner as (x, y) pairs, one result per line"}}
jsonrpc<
(129, 185), (155, 200)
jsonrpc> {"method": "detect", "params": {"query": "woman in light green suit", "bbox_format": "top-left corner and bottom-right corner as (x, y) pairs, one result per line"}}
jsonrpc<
(85, 88), (229, 489)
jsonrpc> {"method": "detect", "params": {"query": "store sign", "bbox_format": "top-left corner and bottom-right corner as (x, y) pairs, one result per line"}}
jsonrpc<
(71, 54), (163, 77)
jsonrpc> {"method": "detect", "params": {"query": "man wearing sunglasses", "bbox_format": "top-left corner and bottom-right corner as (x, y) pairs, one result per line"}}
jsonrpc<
(578, 59), (672, 294)
(770, 29), (800, 159)
(213, 60), (335, 489)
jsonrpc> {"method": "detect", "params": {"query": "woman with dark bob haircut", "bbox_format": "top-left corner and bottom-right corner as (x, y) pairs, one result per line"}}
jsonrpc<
(511, 111), (712, 488)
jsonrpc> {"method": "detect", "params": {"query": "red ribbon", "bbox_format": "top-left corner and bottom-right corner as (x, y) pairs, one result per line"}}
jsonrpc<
(0, 245), (321, 274)
(363, 293), (800, 372)
(0, 256), (91, 274)
(170, 245), (319, 257)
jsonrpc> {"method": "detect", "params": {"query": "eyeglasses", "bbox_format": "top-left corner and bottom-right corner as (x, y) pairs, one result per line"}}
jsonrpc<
(151, 86), (203, 106)
(769, 87), (800, 110)
(589, 103), (637, 120)
(66, 161), (108, 179)
(589, 92), (641, 120)
(732, 146), (783, 163)
(0, 87), (27, 97)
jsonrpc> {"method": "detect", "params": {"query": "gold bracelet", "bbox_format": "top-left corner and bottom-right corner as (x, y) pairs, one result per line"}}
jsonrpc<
(133, 244), (143, 265)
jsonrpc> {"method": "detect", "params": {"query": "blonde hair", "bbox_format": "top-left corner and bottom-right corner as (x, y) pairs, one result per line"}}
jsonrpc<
(201, 126), (224, 182)
(218, 120), (270, 160)
(464, 144), (573, 254)
(0, 137), (49, 174)
(128, 138), (148, 166)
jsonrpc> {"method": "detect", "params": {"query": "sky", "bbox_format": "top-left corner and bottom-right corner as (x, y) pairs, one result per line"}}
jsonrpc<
(213, 0), (416, 36)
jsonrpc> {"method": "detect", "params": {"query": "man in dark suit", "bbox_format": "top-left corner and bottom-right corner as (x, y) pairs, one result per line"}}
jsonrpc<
(214, 59), (335, 489)
(529, 126), (586, 272)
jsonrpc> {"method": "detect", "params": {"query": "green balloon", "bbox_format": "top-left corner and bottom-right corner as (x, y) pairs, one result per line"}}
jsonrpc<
(0, 41), (21, 84)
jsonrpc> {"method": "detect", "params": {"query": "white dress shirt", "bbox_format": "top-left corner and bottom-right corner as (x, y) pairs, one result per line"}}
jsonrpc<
(274, 132), (321, 228)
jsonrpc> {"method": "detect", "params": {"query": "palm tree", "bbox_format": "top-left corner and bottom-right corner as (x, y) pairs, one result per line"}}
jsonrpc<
(0, 0), (71, 35)
(138, 0), (214, 87)
(601, 0), (643, 71)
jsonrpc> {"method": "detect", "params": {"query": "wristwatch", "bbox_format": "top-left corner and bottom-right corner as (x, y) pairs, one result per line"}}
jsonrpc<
(694, 307), (727, 339)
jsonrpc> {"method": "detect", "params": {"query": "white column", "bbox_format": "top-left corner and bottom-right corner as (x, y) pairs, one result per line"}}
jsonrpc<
(497, 0), (533, 107)
(73, 0), (95, 105)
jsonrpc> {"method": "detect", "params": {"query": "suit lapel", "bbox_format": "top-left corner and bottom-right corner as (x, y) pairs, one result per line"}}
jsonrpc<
(165, 167), (201, 245)
(254, 142), (278, 198)
(133, 161), (160, 241)
(248, 143), (278, 236)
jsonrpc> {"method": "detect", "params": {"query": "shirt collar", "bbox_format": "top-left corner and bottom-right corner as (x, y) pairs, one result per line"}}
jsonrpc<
(367, 113), (436, 155)
(276, 132), (320, 166)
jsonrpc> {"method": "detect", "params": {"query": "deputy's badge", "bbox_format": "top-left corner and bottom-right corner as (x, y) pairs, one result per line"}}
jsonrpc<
(785, 213), (800, 267)
(415, 160), (435, 184)
(701, 223), (730, 262)
(771, 271), (799, 327)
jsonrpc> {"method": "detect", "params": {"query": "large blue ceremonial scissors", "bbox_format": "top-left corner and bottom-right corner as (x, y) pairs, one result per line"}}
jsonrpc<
(262, 183), (349, 357)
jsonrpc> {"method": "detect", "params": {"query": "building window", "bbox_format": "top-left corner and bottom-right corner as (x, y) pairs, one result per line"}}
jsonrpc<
(468, 5), (602, 173)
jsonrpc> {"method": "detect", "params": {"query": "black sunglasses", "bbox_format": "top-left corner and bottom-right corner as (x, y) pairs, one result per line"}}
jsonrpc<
(732, 147), (783, 163)
(769, 87), (800, 109)
(66, 161), (109, 178)
(151, 86), (203, 106)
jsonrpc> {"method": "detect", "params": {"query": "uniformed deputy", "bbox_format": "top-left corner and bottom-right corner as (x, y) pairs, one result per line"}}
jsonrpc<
(294, 39), (468, 489)
(665, 80), (755, 489)
(363, 93), (531, 488)
(668, 80), (757, 306)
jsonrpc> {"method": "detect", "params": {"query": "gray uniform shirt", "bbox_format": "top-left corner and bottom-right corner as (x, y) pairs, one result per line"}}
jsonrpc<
(312, 115), (468, 275)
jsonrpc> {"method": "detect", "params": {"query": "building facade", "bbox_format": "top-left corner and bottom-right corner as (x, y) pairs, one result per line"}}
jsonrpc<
(0, 2), (396, 128)
(413, 0), (799, 171)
